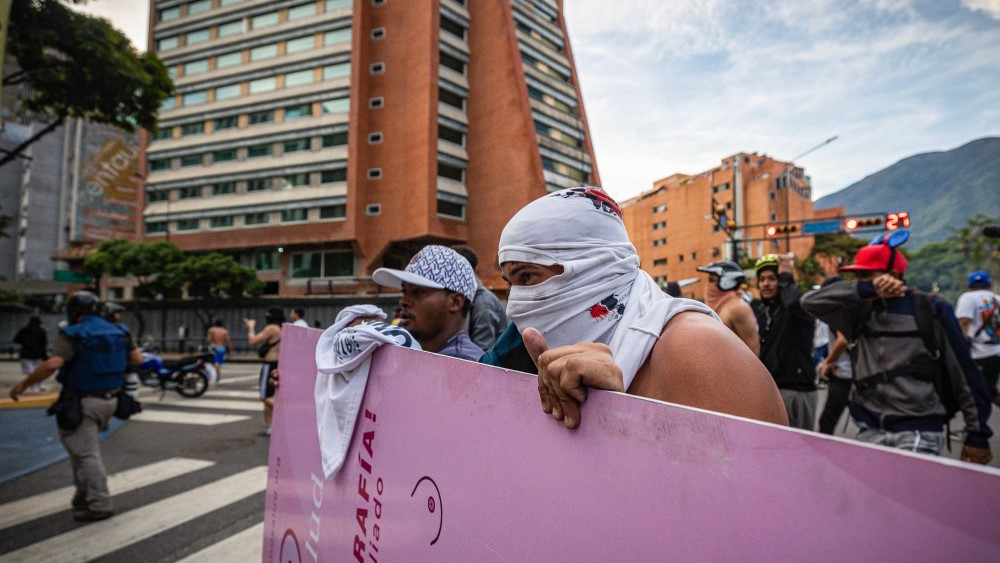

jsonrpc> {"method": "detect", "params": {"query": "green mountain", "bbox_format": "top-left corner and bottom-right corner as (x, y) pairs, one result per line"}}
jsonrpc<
(814, 137), (1000, 248)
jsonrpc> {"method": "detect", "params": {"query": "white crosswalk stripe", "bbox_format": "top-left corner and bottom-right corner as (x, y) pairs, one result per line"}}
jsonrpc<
(205, 389), (260, 400)
(1, 466), (268, 563)
(129, 410), (252, 425)
(176, 522), (264, 563)
(150, 398), (262, 412)
(0, 458), (215, 530)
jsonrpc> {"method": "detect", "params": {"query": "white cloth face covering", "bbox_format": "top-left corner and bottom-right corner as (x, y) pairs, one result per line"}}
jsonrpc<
(499, 187), (718, 390)
(314, 308), (419, 478)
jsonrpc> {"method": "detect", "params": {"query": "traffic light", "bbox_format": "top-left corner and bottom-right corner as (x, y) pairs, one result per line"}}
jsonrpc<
(765, 224), (798, 237)
(844, 216), (883, 231)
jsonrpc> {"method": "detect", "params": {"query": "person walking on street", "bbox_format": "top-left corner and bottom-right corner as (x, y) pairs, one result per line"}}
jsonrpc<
(9, 291), (140, 521)
(205, 320), (232, 382)
(697, 260), (759, 355)
(801, 234), (992, 464)
(452, 244), (509, 351)
(955, 270), (1000, 407)
(289, 307), (309, 328)
(245, 307), (283, 436)
(752, 254), (818, 430)
(14, 316), (48, 392)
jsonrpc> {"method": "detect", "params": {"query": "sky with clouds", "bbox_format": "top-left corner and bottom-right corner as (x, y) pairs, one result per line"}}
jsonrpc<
(76, 0), (1000, 202)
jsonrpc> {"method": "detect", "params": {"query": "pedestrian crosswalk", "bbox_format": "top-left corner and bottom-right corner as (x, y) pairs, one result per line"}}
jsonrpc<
(0, 370), (272, 561)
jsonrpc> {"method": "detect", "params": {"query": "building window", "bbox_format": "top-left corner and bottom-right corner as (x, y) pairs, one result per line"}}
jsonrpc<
(440, 15), (466, 40)
(281, 208), (308, 223)
(179, 154), (203, 168)
(771, 212), (778, 221)
(188, 0), (211, 15)
(184, 59), (209, 75)
(146, 221), (168, 234)
(327, 0), (351, 9)
(440, 52), (465, 74)
(322, 168), (347, 183)
(369, 62), (385, 75)
(652, 221), (667, 230)
(291, 251), (353, 278)
(324, 28), (352, 45)
(438, 88), (464, 109)
(288, 3), (315, 20)
(148, 191), (168, 202)
(214, 116), (238, 130)
(284, 138), (310, 153)
(158, 36), (179, 51)
(372, 0), (386, 6)
(158, 7), (180, 22)
(369, 97), (384, 109)
(180, 122), (205, 136)
(176, 219), (200, 231)
(186, 28), (211, 45)
(437, 194), (466, 219)
(527, 85), (575, 114)
(245, 212), (270, 225)
(691, 252), (697, 260)
(215, 83), (240, 100)
(286, 35), (315, 54)
(149, 159), (170, 171)
(178, 186), (202, 198)
(437, 161), (464, 182)
(248, 76), (277, 94)
(371, 27), (385, 39)
(535, 120), (582, 147)
(212, 182), (236, 195)
(653, 204), (667, 213)
(679, 254), (684, 263)
(770, 192), (776, 200)
(285, 69), (315, 87)
(322, 132), (347, 147)
(247, 144), (272, 158)
(218, 20), (243, 38)
(653, 258), (667, 267)
(152, 128), (172, 140)
(321, 98), (350, 114)
(366, 204), (381, 216)
(438, 124), (464, 146)
(248, 110), (274, 125)
(213, 149), (237, 163)
(216, 51), (242, 68)
(283, 173), (310, 188)
(320, 204), (346, 219)
(541, 156), (587, 182)
(246, 178), (271, 192)
(323, 63), (350, 80)
(251, 12), (279, 29)
(254, 251), (280, 270)
(182, 90), (207, 106)
(210, 216), (235, 229)
(368, 132), (383, 144)
(250, 44), (278, 61)
(366, 168), (382, 180)
(161, 97), (177, 111)
(283, 103), (312, 120)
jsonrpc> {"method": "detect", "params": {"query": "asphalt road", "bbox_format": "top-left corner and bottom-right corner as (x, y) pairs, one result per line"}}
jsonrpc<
(0, 362), (270, 562)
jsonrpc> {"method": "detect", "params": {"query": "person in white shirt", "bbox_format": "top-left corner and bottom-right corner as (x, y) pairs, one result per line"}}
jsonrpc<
(290, 307), (309, 328)
(955, 270), (1000, 406)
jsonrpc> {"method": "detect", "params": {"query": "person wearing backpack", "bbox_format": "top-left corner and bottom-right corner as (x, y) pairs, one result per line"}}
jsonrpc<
(801, 234), (993, 464)
(956, 270), (1000, 408)
(9, 291), (141, 521)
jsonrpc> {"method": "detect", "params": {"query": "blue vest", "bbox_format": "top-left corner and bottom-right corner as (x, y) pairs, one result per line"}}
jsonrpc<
(58, 315), (129, 392)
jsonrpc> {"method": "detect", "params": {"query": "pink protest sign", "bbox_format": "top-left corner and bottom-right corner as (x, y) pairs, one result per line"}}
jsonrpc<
(264, 325), (1000, 561)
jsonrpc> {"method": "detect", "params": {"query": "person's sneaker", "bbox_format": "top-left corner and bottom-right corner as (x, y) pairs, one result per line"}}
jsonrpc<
(258, 427), (271, 437)
(72, 509), (114, 522)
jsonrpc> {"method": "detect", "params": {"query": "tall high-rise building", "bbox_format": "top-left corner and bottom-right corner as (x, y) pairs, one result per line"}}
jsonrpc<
(622, 153), (840, 300)
(144, 0), (598, 295)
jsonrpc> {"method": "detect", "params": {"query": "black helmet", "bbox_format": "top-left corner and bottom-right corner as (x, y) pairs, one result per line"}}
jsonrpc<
(66, 291), (101, 323)
(696, 260), (746, 291)
(103, 302), (126, 321)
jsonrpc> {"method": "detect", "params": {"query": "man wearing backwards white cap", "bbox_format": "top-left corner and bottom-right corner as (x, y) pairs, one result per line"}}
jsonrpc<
(496, 187), (786, 429)
(373, 245), (484, 361)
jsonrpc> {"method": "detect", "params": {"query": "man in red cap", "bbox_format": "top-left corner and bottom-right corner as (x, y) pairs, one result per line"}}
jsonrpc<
(801, 234), (993, 464)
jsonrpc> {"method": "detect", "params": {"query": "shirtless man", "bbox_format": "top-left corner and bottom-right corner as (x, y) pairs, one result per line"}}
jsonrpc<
(205, 320), (231, 381)
(245, 307), (283, 437)
(484, 187), (786, 429)
(696, 260), (759, 355)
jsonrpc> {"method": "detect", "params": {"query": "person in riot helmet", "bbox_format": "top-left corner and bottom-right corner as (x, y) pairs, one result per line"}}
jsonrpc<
(697, 260), (759, 356)
(10, 291), (141, 521)
(801, 232), (992, 463)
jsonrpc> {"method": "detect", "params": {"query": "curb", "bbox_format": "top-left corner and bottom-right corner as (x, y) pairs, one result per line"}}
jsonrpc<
(0, 393), (59, 410)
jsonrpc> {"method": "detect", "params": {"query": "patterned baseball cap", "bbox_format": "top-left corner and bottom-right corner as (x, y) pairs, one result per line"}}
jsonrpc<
(373, 245), (477, 301)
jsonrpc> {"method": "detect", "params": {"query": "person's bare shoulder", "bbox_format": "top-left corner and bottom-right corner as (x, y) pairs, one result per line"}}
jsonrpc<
(629, 312), (786, 425)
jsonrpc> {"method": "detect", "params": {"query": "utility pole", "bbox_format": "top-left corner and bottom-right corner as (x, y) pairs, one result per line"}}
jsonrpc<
(781, 136), (838, 252)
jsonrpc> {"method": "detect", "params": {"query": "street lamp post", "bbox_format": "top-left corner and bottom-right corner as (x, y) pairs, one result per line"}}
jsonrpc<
(780, 136), (838, 252)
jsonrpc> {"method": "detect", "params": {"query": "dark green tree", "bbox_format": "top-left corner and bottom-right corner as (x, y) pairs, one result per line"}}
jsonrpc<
(165, 253), (264, 330)
(1, 0), (173, 167)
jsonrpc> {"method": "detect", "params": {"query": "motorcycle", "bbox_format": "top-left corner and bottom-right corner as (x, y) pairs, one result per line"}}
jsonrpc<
(136, 342), (215, 398)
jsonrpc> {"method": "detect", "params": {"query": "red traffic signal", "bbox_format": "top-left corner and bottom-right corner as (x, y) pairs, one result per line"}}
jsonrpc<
(765, 225), (778, 237)
(765, 224), (797, 237)
(844, 216), (882, 231)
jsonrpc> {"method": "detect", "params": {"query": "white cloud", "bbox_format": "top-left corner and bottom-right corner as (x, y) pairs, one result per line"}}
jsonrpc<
(71, 0), (150, 51)
(962, 0), (1000, 19)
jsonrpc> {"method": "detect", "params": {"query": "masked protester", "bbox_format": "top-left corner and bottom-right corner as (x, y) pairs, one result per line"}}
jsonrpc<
(481, 187), (787, 429)
(697, 260), (759, 356)
(801, 233), (993, 464)
(9, 291), (141, 522)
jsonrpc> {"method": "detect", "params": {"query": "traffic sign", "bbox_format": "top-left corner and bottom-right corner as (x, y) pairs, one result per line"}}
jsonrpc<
(53, 270), (93, 284)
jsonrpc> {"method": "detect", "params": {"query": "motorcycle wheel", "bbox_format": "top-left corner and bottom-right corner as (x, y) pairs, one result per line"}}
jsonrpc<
(176, 369), (209, 398)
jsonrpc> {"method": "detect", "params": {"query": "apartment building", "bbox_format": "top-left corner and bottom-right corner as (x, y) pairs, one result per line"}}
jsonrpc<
(144, 0), (598, 295)
(623, 153), (836, 300)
